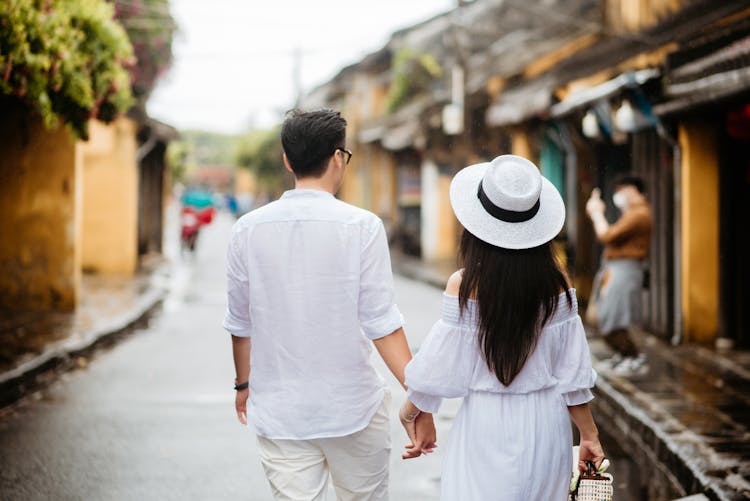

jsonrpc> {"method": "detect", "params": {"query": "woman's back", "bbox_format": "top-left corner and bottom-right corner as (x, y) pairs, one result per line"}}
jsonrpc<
(400, 155), (604, 500)
(405, 287), (595, 399)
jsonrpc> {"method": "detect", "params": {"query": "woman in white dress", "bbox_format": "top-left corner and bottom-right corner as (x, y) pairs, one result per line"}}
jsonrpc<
(398, 155), (605, 500)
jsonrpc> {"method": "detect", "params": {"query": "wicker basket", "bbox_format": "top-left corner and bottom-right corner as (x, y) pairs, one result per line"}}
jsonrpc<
(571, 461), (613, 501)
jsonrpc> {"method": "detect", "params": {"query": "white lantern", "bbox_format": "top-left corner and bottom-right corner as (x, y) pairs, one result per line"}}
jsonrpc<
(614, 99), (651, 132)
(582, 110), (600, 139)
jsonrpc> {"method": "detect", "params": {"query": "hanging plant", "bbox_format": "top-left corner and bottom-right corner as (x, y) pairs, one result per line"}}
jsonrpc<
(386, 47), (443, 113)
(112, 0), (175, 103)
(0, 0), (135, 139)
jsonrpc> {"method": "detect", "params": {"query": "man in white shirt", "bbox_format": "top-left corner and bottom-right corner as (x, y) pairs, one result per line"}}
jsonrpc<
(224, 109), (435, 501)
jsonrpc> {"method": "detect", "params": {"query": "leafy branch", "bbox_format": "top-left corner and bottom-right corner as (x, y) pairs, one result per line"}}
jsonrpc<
(0, 0), (135, 139)
(386, 47), (443, 113)
(234, 128), (289, 196)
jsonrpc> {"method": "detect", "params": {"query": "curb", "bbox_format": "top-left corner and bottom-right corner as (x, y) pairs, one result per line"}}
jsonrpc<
(591, 367), (736, 501)
(0, 282), (167, 409)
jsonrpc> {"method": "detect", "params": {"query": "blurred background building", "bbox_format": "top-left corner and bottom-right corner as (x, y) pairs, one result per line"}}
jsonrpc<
(301, 0), (750, 350)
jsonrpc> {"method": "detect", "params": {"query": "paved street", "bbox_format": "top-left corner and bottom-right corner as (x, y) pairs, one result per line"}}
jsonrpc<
(0, 213), (453, 500)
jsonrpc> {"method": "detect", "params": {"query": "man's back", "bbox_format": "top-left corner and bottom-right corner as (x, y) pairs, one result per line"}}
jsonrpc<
(225, 189), (402, 439)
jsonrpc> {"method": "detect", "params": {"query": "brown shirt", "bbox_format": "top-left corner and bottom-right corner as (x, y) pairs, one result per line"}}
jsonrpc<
(599, 198), (652, 260)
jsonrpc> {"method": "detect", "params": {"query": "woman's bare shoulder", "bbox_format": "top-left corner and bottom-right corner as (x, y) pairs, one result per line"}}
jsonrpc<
(445, 269), (463, 296)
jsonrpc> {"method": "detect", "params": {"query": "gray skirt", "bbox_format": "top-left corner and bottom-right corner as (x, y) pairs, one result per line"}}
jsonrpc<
(591, 259), (643, 335)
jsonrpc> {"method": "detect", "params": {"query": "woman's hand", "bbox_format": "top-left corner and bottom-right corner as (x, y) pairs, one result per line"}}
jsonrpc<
(399, 401), (419, 457)
(578, 437), (605, 473)
(400, 400), (437, 459)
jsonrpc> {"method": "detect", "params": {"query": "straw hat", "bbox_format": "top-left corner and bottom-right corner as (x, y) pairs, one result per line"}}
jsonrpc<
(449, 155), (565, 249)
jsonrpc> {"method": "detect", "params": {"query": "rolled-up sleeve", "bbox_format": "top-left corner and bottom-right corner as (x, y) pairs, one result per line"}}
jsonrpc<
(223, 224), (252, 337)
(358, 220), (403, 340)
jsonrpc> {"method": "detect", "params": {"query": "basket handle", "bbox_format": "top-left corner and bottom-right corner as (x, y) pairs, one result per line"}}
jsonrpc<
(585, 460), (598, 477)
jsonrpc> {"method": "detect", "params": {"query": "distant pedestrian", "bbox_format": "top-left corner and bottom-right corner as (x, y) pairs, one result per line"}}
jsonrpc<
(402, 155), (605, 500)
(585, 175), (652, 374)
(223, 109), (435, 501)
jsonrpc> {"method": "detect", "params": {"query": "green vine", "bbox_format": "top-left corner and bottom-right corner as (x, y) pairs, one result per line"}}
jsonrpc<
(0, 0), (135, 139)
(386, 47), (443, 113)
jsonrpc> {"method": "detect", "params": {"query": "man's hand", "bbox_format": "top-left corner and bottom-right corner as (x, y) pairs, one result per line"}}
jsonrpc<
(586, 188), (605, 218)
(230, 335), (251, 425)
(414, 412), (437, 453)
(235, 388), (249, 425)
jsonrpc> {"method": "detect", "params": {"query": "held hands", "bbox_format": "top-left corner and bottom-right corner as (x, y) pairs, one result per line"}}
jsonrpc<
(399, 400), (437, 459)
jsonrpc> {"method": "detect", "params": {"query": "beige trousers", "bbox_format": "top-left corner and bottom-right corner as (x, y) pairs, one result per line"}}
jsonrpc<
(256, 392), (391, 501)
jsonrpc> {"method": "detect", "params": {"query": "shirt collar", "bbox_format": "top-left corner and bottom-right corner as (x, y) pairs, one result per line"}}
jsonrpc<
(281, 189), (335, 200)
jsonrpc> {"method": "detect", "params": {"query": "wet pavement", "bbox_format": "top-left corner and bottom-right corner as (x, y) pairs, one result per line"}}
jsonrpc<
(0, 263), (168, 375)
(0, 213), (449, 500)
(2, 211), (749, 499)
(0, 260), (168, 408)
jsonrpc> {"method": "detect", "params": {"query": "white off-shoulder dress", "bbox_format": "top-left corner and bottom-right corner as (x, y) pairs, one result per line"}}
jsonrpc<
(405, 290), (596, 501)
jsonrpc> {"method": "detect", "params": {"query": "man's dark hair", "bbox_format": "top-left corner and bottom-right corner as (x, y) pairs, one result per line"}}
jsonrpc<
(614, 174), (646, 194)
(280, 109), (347, 178)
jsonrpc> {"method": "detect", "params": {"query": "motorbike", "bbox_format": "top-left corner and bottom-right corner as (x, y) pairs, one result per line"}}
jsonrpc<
(180, 206), (214, 253)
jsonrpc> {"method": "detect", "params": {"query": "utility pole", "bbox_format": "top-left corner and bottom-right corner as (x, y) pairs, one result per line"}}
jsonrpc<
(292, 46), (302, 108)
(443, 0), (467, 135)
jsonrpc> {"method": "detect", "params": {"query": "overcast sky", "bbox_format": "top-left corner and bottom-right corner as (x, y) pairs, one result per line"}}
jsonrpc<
(147, 0), (454, 134)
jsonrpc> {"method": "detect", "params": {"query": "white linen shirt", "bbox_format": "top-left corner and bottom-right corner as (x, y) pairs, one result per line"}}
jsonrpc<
(223, 189), (403, 440)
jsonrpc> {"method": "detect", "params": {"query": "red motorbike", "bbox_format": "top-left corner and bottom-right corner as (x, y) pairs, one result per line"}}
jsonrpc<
(180, 206), (215, 252)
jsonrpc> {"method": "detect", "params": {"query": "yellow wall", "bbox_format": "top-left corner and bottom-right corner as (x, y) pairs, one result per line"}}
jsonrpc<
(80, 118), (139, 275)
(0, 107), (82, 311)
(436, 173), (458, 260)
(341, 156), (367, 208)
(421, 161), (458, 261)
(679, 119), (719, 343)
(605, 0), (685, 32)
(511, 129), (535, 162)
(234, 168), (257, 195)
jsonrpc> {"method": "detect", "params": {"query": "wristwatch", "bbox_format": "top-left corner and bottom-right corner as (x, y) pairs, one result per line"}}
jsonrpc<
(234, 380), (249, 391)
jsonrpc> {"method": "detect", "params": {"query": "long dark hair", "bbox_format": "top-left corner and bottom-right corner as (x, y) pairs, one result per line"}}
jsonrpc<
(458, 229), (572, 386)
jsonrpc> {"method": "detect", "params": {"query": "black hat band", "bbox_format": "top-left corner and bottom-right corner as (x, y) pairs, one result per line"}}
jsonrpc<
(477, 182), (540, 223)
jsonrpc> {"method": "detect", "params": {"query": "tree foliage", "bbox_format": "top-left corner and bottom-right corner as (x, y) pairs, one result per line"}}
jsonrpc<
(166, 130), (238, 184)
(180, 130), (239, 167)
(0, 0), (135, 139)
(386, 47), (443, 113)
(234, 128), (290, 195)
(112, 0), (174, 103)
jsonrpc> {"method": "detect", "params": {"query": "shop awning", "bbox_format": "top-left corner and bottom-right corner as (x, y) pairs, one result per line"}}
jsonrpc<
(357, 97), (429, 149)
(653, 35), (750, 116)
(549, 68), (660, 118)
(358, 125), (386, 144)
(485, 79), (555, 127)
(382, 120), (419, 151)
